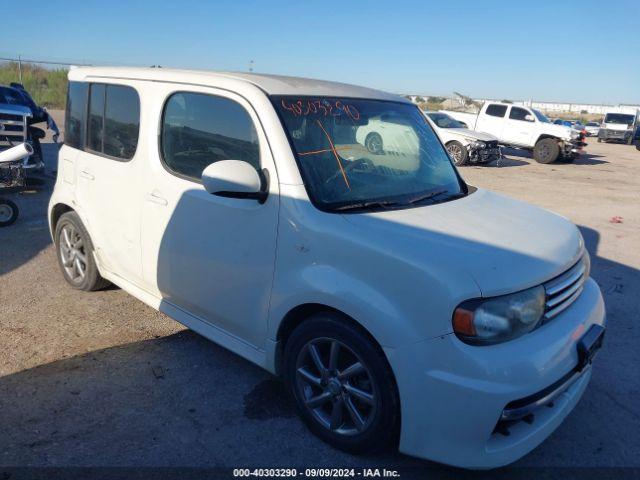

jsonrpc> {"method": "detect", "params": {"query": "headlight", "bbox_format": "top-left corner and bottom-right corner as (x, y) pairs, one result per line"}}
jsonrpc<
(470, 140), (486, 149)
(452, 285), (546, 345)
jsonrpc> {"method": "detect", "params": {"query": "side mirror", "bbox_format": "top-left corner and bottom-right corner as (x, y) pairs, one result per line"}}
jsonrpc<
(202, 160), (268, 204)
(525, 114), (535, 122)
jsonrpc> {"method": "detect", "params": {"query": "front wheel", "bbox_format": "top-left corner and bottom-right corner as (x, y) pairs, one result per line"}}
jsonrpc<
(284, 313), (399, 454)
(446, 141), (469, 166)
(533, 138), (560, 164)
(365, 133), (384, 155)
(0, 198), (19, 227)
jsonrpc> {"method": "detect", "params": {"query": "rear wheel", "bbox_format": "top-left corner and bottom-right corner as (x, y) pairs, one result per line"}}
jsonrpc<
(533, 138), (560, 164)
(284, 313), (399, 454)
(0, 198), (19, 227)
(55, 211), (111, 291)
(446, 141), (469, 166)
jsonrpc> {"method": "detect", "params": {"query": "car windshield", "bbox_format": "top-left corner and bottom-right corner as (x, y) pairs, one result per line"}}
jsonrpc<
(533, 109), (550, 123)
(604, 113), (635, 125)
(426, 112), (466, 129)
(273, 96), (466, 212)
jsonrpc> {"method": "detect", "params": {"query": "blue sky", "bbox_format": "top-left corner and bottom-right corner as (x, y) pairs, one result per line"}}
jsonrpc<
(2, 0), (639, 104)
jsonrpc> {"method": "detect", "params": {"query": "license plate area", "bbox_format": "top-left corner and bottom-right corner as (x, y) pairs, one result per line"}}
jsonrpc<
(577, 324), (605, 371)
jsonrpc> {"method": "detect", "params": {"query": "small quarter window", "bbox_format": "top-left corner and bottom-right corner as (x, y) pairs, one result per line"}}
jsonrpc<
(65, 82), (88, 149)
(485, 104), (508, 118)
(161, 92), (260, 181)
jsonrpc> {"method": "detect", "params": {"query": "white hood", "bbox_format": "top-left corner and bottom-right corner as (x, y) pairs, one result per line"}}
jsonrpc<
(448, 128), (498, 142)
(343, 188), (583, 297)
(603, 122), (630, 131)
(545, 123), (575, 140)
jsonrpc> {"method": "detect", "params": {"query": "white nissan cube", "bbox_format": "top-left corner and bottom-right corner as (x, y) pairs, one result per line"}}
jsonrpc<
(49, 67), (605, 469)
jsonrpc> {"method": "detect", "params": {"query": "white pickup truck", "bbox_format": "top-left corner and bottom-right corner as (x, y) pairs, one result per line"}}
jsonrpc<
(443, 102), (583, 164)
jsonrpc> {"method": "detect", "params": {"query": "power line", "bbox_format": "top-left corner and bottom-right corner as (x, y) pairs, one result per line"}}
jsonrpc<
(0, 56), (92, 66)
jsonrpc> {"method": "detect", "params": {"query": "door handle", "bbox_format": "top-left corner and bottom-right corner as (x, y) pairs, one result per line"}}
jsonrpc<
(79, 170), (95, 181)
(146, 191), (168, 206)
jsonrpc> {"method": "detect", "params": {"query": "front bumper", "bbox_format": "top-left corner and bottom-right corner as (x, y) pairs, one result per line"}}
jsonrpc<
(389, 278), (605, 469)
(598, 129), (632, 141)
(469, 145), (501, 164)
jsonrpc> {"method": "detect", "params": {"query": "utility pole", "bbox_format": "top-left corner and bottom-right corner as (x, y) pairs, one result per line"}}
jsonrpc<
(18, 54), (23, 83)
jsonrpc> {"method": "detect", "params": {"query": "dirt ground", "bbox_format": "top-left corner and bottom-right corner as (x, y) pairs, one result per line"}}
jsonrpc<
(0, 112), (639, 472)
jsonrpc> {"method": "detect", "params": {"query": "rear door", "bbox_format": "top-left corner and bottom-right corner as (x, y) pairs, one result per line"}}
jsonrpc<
(476, 103), (508, 139)
(76, 81), (144, 285)
(502, 106), (536, 146)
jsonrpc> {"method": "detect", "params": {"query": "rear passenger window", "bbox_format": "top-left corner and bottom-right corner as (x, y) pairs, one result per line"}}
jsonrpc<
(161, 92), (260, 181)
(87, 84), (105, 152)
(485, 104), (508, 118)
(86, 83), (140, 160)
(509, 107), (533, 122)
(65, 82), (88, 149)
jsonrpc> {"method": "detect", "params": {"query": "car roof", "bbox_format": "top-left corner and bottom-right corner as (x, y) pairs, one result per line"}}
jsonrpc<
(68, 66), (409, 103)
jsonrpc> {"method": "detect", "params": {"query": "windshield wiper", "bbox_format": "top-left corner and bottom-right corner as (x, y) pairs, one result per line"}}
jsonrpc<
(333, 200), (399, 212)
(405, 189), (450, 205)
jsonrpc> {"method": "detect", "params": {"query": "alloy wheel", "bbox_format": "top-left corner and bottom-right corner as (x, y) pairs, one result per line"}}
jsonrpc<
(0, 204), (13, 222)
(295, 338), (377, 436)
(447, 144), (463, 163)
(59, 224), (88, 282)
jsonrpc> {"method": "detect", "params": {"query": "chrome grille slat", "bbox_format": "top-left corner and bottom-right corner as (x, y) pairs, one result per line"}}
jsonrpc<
(546, 280), (583, 309)
(545, 286), (584, 319)
(543, 256), (587, 320)
(545, 263), (585, 296)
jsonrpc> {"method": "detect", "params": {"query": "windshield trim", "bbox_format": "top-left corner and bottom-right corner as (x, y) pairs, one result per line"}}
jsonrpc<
(269, 95), (469, 214)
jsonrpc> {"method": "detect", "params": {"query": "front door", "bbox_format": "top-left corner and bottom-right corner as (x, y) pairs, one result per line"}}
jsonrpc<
(140, 84), (279, 348)
(502, 106), (536, 146)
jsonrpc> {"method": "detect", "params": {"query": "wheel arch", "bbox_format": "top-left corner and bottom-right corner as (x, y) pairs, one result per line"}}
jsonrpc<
(274, 303), (385, 376)
(535, 134), (562, 144)
(50, 202), (74, 238)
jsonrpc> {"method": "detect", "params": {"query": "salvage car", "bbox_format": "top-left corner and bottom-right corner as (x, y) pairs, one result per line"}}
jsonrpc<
(0, 83), (59, 172)
(49, 67), (606, 469)
(585, 122), (600, 137)
(423, 111), (501, 166)
(444, 103), (584, 163)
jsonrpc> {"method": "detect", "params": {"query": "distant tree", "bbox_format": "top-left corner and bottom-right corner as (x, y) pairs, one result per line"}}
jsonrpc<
(427, 96), (446, 104)
(414, 96), (425, 104)
(501, 99), (513, 104)
(580, 109), (588, 114)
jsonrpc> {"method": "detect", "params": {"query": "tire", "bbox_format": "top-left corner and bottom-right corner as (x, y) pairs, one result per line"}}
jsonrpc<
(54, 211), (111, 291)
(446, 141), (469, 166)
(533, 138), (560, 164)
(597, 137), (602, 143)
(0, 198), (19, 227)
(365, 133), (384, 155)
(284, 312), (400, 454)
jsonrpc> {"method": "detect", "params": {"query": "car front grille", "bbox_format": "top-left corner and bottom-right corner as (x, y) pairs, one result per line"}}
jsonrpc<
(0, 112), (23, 122)
(543, 256), (588, 320)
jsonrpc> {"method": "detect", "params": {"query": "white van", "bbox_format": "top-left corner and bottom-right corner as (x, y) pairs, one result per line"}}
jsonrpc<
(598, 110), (639, 144)
(49, 67), (605, 469)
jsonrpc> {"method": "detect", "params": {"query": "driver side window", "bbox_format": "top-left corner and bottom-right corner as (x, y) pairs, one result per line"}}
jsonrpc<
(509, 107), (534, 122)
(160, 92), (260, 182)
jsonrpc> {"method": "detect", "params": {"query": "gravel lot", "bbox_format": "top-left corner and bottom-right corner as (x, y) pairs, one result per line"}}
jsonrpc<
(1, 111), (638, 472)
